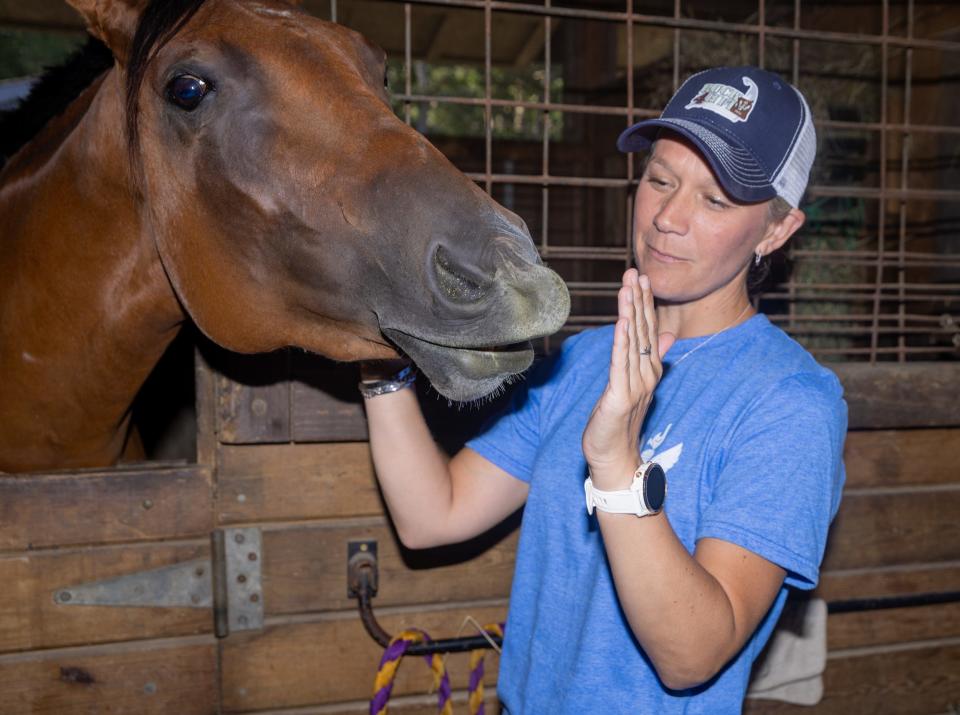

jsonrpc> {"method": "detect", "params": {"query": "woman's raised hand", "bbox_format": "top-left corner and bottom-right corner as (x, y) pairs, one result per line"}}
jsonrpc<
(581, 270), (675, 489)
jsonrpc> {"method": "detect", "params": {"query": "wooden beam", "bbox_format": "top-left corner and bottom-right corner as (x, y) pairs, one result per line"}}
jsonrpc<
(834, 362), (960, 429)
(0, 0), (84, 31)
(0, 465), (212, 550)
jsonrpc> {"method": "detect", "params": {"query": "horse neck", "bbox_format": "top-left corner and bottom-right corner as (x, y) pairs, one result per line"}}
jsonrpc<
(0, 69), (185, 472)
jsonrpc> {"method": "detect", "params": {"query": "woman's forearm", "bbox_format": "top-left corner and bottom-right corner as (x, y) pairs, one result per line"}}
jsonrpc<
(363, 388), (529, 549)
(596, 510), (784, 690)
(363, 388), (459, 548)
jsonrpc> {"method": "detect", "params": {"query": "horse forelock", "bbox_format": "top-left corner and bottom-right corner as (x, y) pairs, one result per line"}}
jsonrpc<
(124, 0), (210, 163)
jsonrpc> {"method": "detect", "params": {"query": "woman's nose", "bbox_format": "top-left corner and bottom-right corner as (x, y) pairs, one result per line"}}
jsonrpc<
(653, 192), (690, 235)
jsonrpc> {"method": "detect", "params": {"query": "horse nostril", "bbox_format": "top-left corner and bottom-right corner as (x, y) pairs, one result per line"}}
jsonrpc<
(434, 245), (487, 304)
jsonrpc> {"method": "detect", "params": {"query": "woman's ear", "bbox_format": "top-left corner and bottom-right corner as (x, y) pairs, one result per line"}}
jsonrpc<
(756, 207), (805, 258)
(64, 0), (147, 65)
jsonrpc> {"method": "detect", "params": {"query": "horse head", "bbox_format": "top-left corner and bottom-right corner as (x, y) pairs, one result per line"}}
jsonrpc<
(69, 0), (569, 402)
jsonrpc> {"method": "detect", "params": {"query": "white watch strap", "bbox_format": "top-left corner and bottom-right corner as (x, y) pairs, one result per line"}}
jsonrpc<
(584, 468), (656, 517)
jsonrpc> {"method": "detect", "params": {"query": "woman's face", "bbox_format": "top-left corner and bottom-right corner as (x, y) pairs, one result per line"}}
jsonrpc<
(633, 136), (771, 305)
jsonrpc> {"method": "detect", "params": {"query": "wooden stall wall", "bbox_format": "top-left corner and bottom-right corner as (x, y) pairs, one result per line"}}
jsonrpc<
(2, 355), (958, 714)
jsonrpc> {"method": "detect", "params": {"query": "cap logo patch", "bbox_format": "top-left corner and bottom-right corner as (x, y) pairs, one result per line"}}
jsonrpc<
(684, 77), (758, 123)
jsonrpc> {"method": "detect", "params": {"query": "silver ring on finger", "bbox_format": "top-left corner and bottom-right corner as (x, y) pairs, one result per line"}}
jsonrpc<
(639, 345), (652, 356)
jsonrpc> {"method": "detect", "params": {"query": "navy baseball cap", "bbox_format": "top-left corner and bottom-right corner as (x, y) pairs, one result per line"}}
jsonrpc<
(617, 66), (816, 207)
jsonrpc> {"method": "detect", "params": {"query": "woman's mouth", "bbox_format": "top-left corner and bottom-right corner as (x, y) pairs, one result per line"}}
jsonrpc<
(646, 244), (686, 263)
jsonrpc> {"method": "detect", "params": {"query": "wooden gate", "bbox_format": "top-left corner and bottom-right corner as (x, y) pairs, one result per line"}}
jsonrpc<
(2, 348), (959, 713)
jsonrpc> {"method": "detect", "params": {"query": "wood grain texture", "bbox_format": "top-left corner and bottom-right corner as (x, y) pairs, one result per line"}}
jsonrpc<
(261, 521), (518, 614)
(835, 362), (960, 429)
(217, 356), (292, 444)
(290, 353), (368, 442)
(822, 489), (960, 570)
(0, 465), (212, 550)
(817, 562), (960, 602)
(229, 692), (499, 715)
(217, 443), (382, 523)
(827, 603), (960, 650)
(221, 606), (506, 711)
(0, 541), (212, 654)
(843, 428), (960, 487)
(0, 638), (218, 715)
(744, 643), (960, 714)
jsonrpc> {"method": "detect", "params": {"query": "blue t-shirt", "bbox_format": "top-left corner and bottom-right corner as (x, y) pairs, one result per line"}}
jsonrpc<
(467, 314), (847, 714)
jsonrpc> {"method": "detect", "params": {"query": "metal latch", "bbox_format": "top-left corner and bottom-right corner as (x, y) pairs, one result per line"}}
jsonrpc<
(52, 527), (263, 637)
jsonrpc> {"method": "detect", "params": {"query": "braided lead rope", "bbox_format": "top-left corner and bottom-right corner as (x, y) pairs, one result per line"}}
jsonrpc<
(371, 628), (453, 715)
(467, 623), (505, 715)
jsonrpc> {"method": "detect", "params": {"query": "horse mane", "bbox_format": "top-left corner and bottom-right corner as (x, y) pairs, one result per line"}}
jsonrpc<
(0, 38), (113, 168)
(0, 0), (209, 170)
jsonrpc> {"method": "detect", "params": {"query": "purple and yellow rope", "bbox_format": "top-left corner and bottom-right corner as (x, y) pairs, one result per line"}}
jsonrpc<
(370, 628), (452, 715)
(467, 623), (504, 715)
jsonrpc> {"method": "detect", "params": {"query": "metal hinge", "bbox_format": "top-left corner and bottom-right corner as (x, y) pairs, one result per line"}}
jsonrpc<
(52, 527), (263, 637)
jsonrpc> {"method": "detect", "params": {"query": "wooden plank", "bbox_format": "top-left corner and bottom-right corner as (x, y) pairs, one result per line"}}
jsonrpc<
(822, 489), (960, 570)
(290, 353), (368, 442)
(253, 488), (960, 614)
(221, 606), (506, 711)
(233, 691), (499, 714)
(835, 362), (960, 429)
(216, 351), (291, 444)
(0, 465), (212, 550)
(844, 428), (960, 487)
(745, 642), (960, 714)
(0, 1), (85, 30)
(818, 562), (960, 602)
(262, 521), (518, 615)
(0, 541), (211, 654)
(0, 637), (218, 715)
(827, 603), (960, 650)
(217, 444), (382, 523)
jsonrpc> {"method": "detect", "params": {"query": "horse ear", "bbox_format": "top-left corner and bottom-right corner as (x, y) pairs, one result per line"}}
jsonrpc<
(64, 0), (147, 64)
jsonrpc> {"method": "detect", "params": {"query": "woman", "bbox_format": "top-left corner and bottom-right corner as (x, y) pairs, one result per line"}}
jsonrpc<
(361, 66), (846, 713)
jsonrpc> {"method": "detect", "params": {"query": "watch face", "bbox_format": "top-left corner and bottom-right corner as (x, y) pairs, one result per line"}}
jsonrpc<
(645, 463), (667, 511)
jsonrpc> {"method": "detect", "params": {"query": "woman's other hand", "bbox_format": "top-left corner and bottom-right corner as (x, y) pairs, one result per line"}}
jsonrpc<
(582, 270), (675, 488)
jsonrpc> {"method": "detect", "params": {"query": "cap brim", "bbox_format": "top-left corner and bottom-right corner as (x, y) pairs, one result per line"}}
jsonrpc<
(617, 118), (777, 204)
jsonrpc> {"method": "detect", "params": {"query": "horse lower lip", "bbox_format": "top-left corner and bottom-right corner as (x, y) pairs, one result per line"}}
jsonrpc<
(383, 329), (534, 379)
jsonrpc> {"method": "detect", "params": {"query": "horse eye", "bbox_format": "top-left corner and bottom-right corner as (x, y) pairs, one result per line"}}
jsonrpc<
(383, 71), (389, 90)
(166, 74), (210, 111)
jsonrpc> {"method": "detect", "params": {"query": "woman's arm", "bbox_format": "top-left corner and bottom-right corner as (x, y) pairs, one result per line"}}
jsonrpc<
(582, 271), (785, 690)
(363, 382), (528, 549)
(597, 512), (785, 690)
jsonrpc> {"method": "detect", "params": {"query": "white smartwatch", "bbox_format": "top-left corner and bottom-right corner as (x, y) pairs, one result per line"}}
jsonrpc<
(584, 461), (667, 517)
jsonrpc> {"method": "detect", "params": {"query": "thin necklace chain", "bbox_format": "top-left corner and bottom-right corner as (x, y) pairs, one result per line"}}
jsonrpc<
(671, 303), (753, 367)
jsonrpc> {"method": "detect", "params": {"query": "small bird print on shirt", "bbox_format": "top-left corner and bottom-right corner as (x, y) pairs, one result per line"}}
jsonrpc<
(641, 424), (683, 472)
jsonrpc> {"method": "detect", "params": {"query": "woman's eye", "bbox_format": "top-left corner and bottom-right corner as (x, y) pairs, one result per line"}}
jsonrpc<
(707, 195), (729, 208)
(166, 74), (210, 111)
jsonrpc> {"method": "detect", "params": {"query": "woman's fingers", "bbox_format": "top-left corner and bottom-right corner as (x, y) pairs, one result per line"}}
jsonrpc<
(608, 315), (630, 399)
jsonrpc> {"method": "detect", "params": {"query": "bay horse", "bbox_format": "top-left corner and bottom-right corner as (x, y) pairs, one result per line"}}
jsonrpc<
(0, 0), (570, 473)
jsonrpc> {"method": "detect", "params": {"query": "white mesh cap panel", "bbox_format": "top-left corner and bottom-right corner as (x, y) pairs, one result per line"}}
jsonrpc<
(771, 88), (817, 207)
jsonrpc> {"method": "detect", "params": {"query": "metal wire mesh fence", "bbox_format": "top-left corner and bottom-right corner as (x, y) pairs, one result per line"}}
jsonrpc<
(320, 0), (960, 362)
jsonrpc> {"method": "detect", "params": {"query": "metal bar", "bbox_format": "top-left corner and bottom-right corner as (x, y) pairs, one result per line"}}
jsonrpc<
(758, 0), (765, 69)
(870, 0), (890, 363)
(484, 0), (492, 195)
(390, 0), (960, 53)
(541, 0), (552, 258)
(392, 92), (960, 138)
(897, 0), (915, 363)
(352, 571), (960, 655)
(404, 4), (412, 125)
(827, 591), (960, 614)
